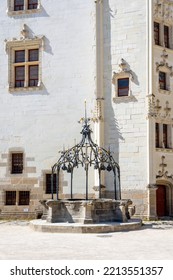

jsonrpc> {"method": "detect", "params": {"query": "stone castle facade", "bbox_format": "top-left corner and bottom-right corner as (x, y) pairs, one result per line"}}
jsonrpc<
(0, 0), (173, 220)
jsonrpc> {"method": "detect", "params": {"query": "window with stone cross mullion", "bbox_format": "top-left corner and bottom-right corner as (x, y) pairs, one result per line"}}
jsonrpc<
(14, 48), (39, 88)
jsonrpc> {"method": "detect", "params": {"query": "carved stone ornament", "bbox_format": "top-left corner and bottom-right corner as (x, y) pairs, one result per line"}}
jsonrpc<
(112, 58), (134, 85)
(156, 155), (173, 179)
(155, 99), (162, 115)
(156, 49), (173, 76)
(147, 184), (158, 189)
(91, 98), (104, 122)
(147, 94), (157, 118)
(5, 24), (44, 53)
(154, 0), (173, 22)
(94, 0), (103, 3)
(164, 101), (171, 117)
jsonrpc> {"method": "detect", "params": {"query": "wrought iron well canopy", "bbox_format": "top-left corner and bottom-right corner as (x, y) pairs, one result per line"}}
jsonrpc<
(51, 108), (121, 200)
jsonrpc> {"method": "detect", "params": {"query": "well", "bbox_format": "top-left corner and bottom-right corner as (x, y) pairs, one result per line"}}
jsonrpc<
(31, 108), (141, 233)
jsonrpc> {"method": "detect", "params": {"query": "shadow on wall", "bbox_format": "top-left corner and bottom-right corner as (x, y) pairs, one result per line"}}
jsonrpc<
(103, 0), (124, 160)
(9, 5), (50, 19)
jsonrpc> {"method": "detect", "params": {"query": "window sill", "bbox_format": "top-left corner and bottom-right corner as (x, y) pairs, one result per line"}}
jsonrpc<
(9, 84), (43, 93)
(113, 95), (135, 103)
(154, 44), (173, 50)
(7, 7), (41, 16)
(156, 147), (173, 153)
(158, 89), (171, 95)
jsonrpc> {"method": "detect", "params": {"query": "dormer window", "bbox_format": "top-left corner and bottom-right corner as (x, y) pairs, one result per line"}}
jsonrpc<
(112, 59), (134, 101)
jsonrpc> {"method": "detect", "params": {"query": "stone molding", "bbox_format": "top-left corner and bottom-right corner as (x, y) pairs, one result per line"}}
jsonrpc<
(154, 0), (173, 23)
(156, 155), (173, 180)
(156, 49), (173, 76)
(91, 98), (104, 122)
(147, 94), (173, 121)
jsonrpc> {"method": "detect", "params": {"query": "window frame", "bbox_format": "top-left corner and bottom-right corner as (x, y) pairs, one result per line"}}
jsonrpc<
(155, 123), (160, 148)
(153, 20), (172, 50)
(112, 69), (133, 102)
(5, 191), (30, 206)
(11, 152), (23, 174)
(19, 191), (30, 205)
(156, 62), (172, 93)
(117, 78), (129, 97)
(154, 22), (160, 45)
(164, 25), (169, 48)
(14, 0), (24, 11)
(7, 0), (41, 15)
(155, 123), (172, 149)
(6, 191), (16, 205)
(13, 47), (39, 89)
(6, 37), (43, 92)
(159, 71), (166, 90)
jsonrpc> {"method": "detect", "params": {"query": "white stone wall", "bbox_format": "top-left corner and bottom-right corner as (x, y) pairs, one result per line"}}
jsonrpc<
(103, 0), (148, 194)
(0, 0), (96, 207)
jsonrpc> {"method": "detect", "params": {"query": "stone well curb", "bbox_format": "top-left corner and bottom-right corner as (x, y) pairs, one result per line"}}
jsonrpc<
(30, 219), (142, 233)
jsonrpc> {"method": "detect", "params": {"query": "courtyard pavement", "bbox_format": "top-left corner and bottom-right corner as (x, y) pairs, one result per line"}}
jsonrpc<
(0, 220), (173, 260)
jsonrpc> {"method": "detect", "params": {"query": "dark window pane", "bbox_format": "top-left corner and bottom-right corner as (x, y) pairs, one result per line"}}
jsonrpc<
(159, 71), (166, 90)
(46, 174), (57, 194)
(15, 50), (25, 63)
(29, 65), (38, 86)
(164, 25), (169, 48)
(163, 124), (168, 148)
(154, 22), (160, 45)
(11, 153), (23, 174)
(28, 0), (38, 9)
(6, 191), (16, 205)
(14, 0), (24, 11)
(118, 78), (129, 96)
(155, 123), (160, 148)
(19, 191), (30, 205)
(15, 66), (25, 87)
(29, 49), (39, 61)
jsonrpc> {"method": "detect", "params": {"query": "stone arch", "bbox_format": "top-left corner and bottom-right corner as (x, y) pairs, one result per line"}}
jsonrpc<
(156, 179), (173, 217)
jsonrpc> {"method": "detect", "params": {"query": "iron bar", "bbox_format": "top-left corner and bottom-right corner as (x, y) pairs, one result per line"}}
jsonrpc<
(98, 168), (101, 199)
(51, 168), (54, 199)
(85, 164), (89, 200)
(56, 168), (59, 200)
(71, 169), (73, 199)
(113, 168), (117, 200)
